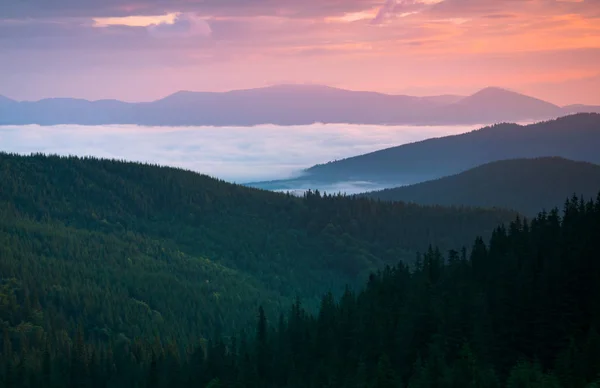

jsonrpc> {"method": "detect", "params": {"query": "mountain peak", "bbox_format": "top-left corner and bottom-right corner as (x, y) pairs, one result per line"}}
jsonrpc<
(471, 86), (527, 98)
(459, 86), (560, 109)
(479, 86), (512, 92)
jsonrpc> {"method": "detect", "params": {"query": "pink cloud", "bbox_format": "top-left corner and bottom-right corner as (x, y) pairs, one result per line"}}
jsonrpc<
(147, 13), (212, 38)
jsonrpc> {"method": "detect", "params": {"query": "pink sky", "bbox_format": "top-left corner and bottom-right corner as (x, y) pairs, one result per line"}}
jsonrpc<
(1, 0), (599, 105)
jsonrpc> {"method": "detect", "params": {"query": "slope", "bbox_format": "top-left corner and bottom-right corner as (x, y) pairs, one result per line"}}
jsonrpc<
(251, 113), (600, 191)
(363, 157), (600, 215)
(3, 194), (599, 387)
(0, 152), (516, 344)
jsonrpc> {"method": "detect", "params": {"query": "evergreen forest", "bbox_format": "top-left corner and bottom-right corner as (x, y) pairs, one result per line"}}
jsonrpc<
(0, 153), (599, 387)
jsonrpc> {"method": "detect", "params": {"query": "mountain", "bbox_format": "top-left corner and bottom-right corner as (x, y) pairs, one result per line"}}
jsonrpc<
(250, 113), (600, 191)
(362, 157), (600, 215)
(428, 87), (561, 124)
(192, 197), (599, 387)
(0, 96), (134, 125)
(0, 94), (15, 103)
(3, 192), (599, 387)
(1, 85), (597, 126)
(0, 152), (516, 344)
(418, 94), (465, 105)
(137, 84), (438, 126)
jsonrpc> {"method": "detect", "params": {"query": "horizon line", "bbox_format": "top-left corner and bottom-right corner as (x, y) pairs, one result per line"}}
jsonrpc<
(0, 84), (540, 104)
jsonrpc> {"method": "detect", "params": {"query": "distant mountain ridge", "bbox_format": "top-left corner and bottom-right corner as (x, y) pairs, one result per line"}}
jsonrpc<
(1, 85), (598, 126)
(361, 157), (600, 216)
(248, 113), (600, 191)
(428, 87), (560, 125)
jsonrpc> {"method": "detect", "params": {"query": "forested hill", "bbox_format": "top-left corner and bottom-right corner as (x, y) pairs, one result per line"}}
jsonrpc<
(252, 113), (600, 190)
(0, 153), (515, 345)
(2, 184), (599, 386)
(363, 157), (600, 216)
(192, 195), (600, 388)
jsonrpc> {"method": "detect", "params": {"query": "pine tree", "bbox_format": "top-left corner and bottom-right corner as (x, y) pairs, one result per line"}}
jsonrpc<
(372, 354), (398, 388)
(147, 352), (159, 388)
(42, 345), (52, 387)
(256, 306), (269, 383)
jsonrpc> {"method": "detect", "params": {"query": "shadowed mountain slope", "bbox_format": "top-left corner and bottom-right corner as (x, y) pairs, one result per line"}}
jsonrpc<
(250, 113), (600, 191)
(362, 157), (600, 216)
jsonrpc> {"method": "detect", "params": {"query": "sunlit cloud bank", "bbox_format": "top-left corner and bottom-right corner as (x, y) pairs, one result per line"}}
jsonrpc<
(0, 123), (480, 184)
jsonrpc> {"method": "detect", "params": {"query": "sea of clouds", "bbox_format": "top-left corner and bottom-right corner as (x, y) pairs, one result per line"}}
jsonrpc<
(0, 123), (481, 189)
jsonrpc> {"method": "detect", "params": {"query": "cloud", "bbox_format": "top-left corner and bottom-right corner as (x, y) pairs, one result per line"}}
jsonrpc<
(371, 0), (443, 24)
(372, 0), (398, 24)
(0, 123), (478, 184)
(481, 13), (518, 19)
(0, 0), (380, 19)
(427, 0), (598, 17)
(94, 13), (179, 27)
(147, 13), (212, 38)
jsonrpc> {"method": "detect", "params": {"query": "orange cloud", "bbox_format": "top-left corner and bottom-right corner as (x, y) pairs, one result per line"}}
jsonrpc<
(93, 13), (179, 27)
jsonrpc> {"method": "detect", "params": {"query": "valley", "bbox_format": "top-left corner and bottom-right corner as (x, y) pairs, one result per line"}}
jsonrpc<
(0, 113), (599, 387)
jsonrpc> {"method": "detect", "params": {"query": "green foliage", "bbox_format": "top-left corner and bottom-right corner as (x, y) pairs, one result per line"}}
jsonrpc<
(183, 193), (597, 388)
(0, 152), (513, 343)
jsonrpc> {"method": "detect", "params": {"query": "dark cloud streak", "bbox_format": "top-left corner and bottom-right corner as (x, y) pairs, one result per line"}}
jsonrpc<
(0, 0), (382, 19)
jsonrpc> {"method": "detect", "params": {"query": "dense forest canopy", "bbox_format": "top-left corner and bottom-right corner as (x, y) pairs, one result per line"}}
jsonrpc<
(0, 152), (515, 347)
(1, 176), (599, 386)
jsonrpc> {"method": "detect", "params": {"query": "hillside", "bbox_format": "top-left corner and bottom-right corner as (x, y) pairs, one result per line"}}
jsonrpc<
(1, 85), (598, 126)
(362, 157), (600, 215)
(3, 193), (599, 387)
(251, 113), (600, 191)
(0, 153), (515, 345)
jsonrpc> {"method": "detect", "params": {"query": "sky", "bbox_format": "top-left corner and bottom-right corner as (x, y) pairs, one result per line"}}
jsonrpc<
(0, 122), (478, 187)
(1, 0), (599, 105)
